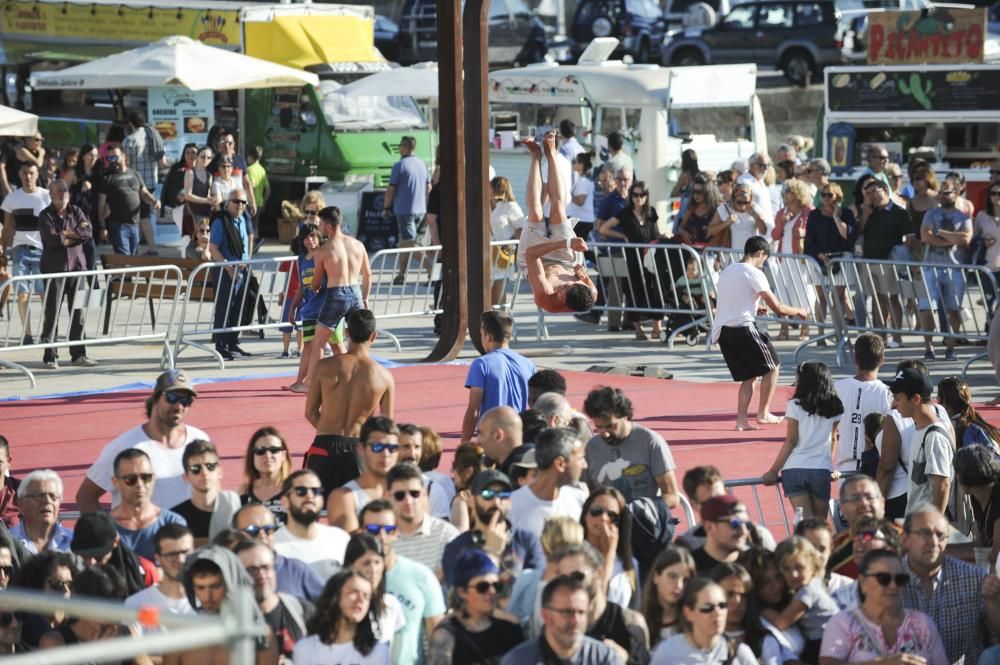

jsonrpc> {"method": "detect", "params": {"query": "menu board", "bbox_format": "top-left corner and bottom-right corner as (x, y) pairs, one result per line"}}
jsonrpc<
(827, 68), (1000, 113)
(356, 190), (397, 253)
(868, 9), (986, 65)
(148, 87), (213, 162)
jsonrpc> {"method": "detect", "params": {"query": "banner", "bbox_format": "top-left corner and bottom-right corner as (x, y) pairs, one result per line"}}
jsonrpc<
(827, 67), (1000, 113)
(867, 9), (986, 65)
(148, 87), (214, 162)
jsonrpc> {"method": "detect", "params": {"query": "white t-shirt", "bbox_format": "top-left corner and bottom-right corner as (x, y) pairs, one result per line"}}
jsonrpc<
(86, 423), (209, 508)
(782, 399), (836, 471)
(425, 470), (455, 520)
(834, 377), (892, 472)
(906, 418), (956, 515)
(373, 594), (407, 642)
(1, 187), (52, 250)
(508, 484), (582, 539)
(568, 176), (596, 222)
(885, 403), (953, 500)
(710, 262), (770, 343)
(292, 637), (391, 665)
(717, 202), (771, 251)
(124, 586), (195, 633)
(273, 524), (350, 580)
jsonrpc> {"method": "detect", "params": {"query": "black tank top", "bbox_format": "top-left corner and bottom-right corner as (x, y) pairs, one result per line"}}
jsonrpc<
(444, 616), (525, 665)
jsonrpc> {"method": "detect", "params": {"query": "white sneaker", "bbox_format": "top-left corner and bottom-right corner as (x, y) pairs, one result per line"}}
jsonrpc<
(71, 357), (98, 367)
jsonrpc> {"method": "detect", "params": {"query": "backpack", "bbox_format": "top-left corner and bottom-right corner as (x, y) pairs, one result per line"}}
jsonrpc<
(628, 497), (676, 582)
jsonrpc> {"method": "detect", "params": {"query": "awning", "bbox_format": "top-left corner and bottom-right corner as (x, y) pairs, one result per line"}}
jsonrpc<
(243, 15), (384, 70)
(0, 39), (127, 66)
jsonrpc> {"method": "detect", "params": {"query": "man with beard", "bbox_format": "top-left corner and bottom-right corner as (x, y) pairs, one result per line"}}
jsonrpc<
(78, 370), (208, 512)
(272, 470), (349, 579)
(389, 462), (458, 581)
(440, 469), (545, 588)
(97, 144), (160, 256)
(325, 416), (399, 532)
(233, 504), (324, 602)
(828, 475), (898, 579)
(509, 427), (588, 539)
(124, 524), (195, 628)
(689, 495), (753, 576)
(582, 386), (679, 508)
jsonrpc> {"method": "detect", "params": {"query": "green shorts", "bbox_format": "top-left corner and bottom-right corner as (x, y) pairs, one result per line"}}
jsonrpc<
(302, 319), (317, 343)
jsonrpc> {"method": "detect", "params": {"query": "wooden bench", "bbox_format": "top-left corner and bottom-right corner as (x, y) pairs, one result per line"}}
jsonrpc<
(99, 255), (214, 332)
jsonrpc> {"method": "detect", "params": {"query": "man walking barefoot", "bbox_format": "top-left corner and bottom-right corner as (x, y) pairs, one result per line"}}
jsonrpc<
(711, 236), (807, 430)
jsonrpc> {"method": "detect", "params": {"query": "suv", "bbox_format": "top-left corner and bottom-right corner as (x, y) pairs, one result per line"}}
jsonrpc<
(661, 0), (851, 85)
(398, 0), (548, 66)
(571, 0), (667, 63)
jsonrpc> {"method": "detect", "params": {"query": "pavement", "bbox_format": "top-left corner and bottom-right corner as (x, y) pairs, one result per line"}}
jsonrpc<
(2, 238), (998, 403)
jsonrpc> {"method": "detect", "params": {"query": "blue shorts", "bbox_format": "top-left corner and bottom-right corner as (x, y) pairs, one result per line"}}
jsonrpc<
(11, 246), (43, 295)
(918, 265), (965, 312)
(781, 468), (831, 501)
(396, 213), (423, 242)
(317, 285), (362, 332)
(279, 297), (299, 333)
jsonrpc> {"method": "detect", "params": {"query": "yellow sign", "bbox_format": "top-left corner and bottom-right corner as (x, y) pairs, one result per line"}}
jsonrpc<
(243, 15), (381, 69)
(867, 8), (987, 65)
(1, 0), (242, 47)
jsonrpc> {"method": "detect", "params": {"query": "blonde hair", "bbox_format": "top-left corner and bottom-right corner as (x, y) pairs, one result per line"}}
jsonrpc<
(540, 516), (584, 556)
(197, 217), (211, 230)
(301, 190), (326, 211)
(763, 164), (777, 187)
(491, 176), (515, 203)
(783, 178), (813, 208)
(774, 536), (824, 580)
(823, 182), (844, 203)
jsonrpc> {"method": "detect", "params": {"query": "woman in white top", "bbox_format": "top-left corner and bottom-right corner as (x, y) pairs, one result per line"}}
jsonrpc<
(568, 152), (596, 236)
(488, 176), (524, 307)
(209, 157), (240, 205)
(643, 547), (696, 649)
(343, 533), (405, 646)
(707, 183), (772, 250)
(762, 361), (844, 519)
(292, 570), (391, 665)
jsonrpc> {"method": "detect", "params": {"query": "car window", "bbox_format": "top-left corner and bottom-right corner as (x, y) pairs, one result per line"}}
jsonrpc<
(758, 4), (793, 27)
(794, 2), (824, 24)
(488, 0), (510, 20)
(722, 4), (757, 28)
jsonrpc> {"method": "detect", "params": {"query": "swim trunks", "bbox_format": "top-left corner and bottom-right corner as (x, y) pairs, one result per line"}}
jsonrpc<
(304, 434), (362, 495)
(317, 285), (362, 331)
(516, 218), (578, 271)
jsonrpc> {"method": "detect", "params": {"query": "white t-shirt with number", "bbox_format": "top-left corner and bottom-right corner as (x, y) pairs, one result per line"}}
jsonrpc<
(834, 377), (892, 472)
(710, 262), (771, 343)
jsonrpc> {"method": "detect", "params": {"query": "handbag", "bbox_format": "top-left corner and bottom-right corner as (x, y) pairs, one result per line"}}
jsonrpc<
(708, 204), (733, 248)
(491, 243), (516, 270)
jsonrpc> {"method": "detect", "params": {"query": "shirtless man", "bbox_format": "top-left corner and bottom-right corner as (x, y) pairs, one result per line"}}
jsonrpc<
(301, 205), (371, 394)
(518, 132), (597, 313)
(325, 416), (399, 532)
(304, 309), (395, 494)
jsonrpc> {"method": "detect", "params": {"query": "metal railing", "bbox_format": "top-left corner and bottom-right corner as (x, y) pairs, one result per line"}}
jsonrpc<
(0, 265), (183, 388)
(367, 245), (443, 351)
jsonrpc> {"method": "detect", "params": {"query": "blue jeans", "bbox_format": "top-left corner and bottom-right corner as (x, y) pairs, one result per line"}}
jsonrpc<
(213, 267), (247, 347)
(109, 221), (140, 256)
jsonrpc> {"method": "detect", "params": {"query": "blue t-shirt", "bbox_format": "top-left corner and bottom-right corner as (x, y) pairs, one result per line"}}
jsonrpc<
(464, 348), (536, 419)
(441, 527), (546, 588)
(274, 552), (324, 603)
(389, 155), (428, 216)
(597, 190), (627, 222)
(114, 510), (187, 560)
(386, 555), (446, 665)
(209, 212), (250, 262)
(297, 254), (323, 320)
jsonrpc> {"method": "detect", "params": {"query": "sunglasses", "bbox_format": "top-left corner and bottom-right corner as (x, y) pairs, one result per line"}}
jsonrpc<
(588, 506), (620, 521)
(631, 192), (647, 199)
(364, 524), (398, 535)
(393, 489), (421, 502)
(290, 486), (323, 498)
(470, 580), (504, 594)
(242, 524), (280, 538)
(479, 489), (512, 501)
(990, 191), (1000, 197)
(369, 443), (399, 454)
(717, 517), (749, 530)
(871, 155), (889, 161)
(47, 579), (72, 592)
(696, 602), (728, 614)
(118, 473), (154, 486)
(253, 446), (285, 456)
(820, 192), (836, 198)
(187, 462), (219, 475)
(229, 199), (247, 205)
(105, 155), (120, 162)
(734, 199), (751, 206)
(864, 572), (909, 587)
(305, 210), (319, 216)
(0, 565), (13, 577)
(939, 190), (957, 196)
(164, 392), (194, 407)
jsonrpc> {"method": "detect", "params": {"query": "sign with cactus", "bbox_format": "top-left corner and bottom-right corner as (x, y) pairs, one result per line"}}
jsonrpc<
(827, 66), (1000, 113)
(867, 9), (987, 65)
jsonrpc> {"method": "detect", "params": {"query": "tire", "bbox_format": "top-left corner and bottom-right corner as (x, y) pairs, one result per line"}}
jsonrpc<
(782, 50), (814, 87)
(671, 48), (705, 67)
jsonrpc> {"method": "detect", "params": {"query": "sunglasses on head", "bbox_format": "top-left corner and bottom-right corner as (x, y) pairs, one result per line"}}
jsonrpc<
(253, 446), (284, 456)
(469, 580), (504, 594)
(864, 572), (909, 587)
(164, 392), (194, 407)
(364, 524), (398, 535)
(368, 443), (399, 454)
(187, 462), (218, 475)
(696, 601), (728, 614)
(118, 473), (153, 486)
(588, 506), (620, 521)
(393, 489), (421, 502)
(290, 486), (323, 498)
(479, 489), (512, 501)
(242, 524), (279, 538)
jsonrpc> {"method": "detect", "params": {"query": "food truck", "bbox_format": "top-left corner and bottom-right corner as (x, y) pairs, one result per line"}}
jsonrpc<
(487, 50), (767, 224)
(820, 9), (998, 201)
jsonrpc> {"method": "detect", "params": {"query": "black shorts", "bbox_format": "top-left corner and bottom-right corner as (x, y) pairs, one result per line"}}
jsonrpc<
(304, 434), (361, 496)
(718, 325), (779, 382)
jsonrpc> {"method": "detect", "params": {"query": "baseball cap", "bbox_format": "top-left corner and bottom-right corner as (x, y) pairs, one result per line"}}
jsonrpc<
(71, 512), (118, 559)
(470, 470), (513, 496)
(884, 367), (932, 397)
(512, 449), (537, 470)
(700, 495), (744, 523)
(154, 369), (197, 397)
(451, 548), (499, 588)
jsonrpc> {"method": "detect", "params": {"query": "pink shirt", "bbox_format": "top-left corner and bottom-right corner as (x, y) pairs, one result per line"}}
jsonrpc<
(820, 608), (948, 665)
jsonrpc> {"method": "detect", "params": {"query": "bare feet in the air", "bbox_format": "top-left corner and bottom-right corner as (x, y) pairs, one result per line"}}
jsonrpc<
(523, 136), (541, 157)
(542, 131), (557, 155)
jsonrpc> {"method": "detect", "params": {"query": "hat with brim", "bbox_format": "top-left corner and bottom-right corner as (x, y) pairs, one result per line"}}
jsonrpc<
(71, 512), (118, 559)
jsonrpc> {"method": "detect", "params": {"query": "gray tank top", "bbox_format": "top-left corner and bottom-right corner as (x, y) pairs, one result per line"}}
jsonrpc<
(344, 480), (377, 514)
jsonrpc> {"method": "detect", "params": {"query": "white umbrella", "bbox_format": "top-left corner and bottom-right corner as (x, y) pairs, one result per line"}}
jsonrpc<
(29, 35), (318, 91)
(0, 105), (38, 136)
(338, 62), (438, 99)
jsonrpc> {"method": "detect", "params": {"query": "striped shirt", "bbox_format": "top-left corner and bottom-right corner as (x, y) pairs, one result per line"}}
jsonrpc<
(394, 515), (458, 575)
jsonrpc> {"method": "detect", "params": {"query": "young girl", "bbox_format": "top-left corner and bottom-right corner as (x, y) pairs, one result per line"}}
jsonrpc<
(762, 361), (844, 519)
(764, 536), (839, 664)
(642, 547), (695, 647)
(185, 218), (213, 261)
(293, 571), (390, 664)
(282, 223), (324, 393)
(343, 533), (405, 649)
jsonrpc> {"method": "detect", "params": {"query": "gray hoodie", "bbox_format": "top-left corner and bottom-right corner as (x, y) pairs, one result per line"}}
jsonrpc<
(181, 544), (269, 642)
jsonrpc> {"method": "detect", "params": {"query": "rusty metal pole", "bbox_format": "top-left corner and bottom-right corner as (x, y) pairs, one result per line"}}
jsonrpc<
(425, 0), (468, 362)
(463, 0), (489, 354)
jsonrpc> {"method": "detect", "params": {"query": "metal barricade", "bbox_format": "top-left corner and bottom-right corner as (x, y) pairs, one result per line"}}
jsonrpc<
(589, 241), (713, 348)
(829, 256), (997, 377)
(172, 256), (296, 367)
(703, 247), (839, 363)
(724, 476), (795, 539)
(367, 245), (443, 351)
(0, 265), (183, 388)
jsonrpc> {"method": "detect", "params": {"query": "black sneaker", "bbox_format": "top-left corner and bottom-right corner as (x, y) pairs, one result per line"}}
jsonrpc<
(574, 312), (601, 325)
(215, 344), (235, 361)
(22, 335), (34, 345)
(229, 345), (253, 357)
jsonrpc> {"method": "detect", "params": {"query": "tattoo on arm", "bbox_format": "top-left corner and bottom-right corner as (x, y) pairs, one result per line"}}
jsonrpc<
(426, 625), (455, 665)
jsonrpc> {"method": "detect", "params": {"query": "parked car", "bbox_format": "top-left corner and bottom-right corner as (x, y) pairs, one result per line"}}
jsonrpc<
(398, 0), (548, 66)
(571, 0), (668, 62)
(660, 0), (852, 85)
